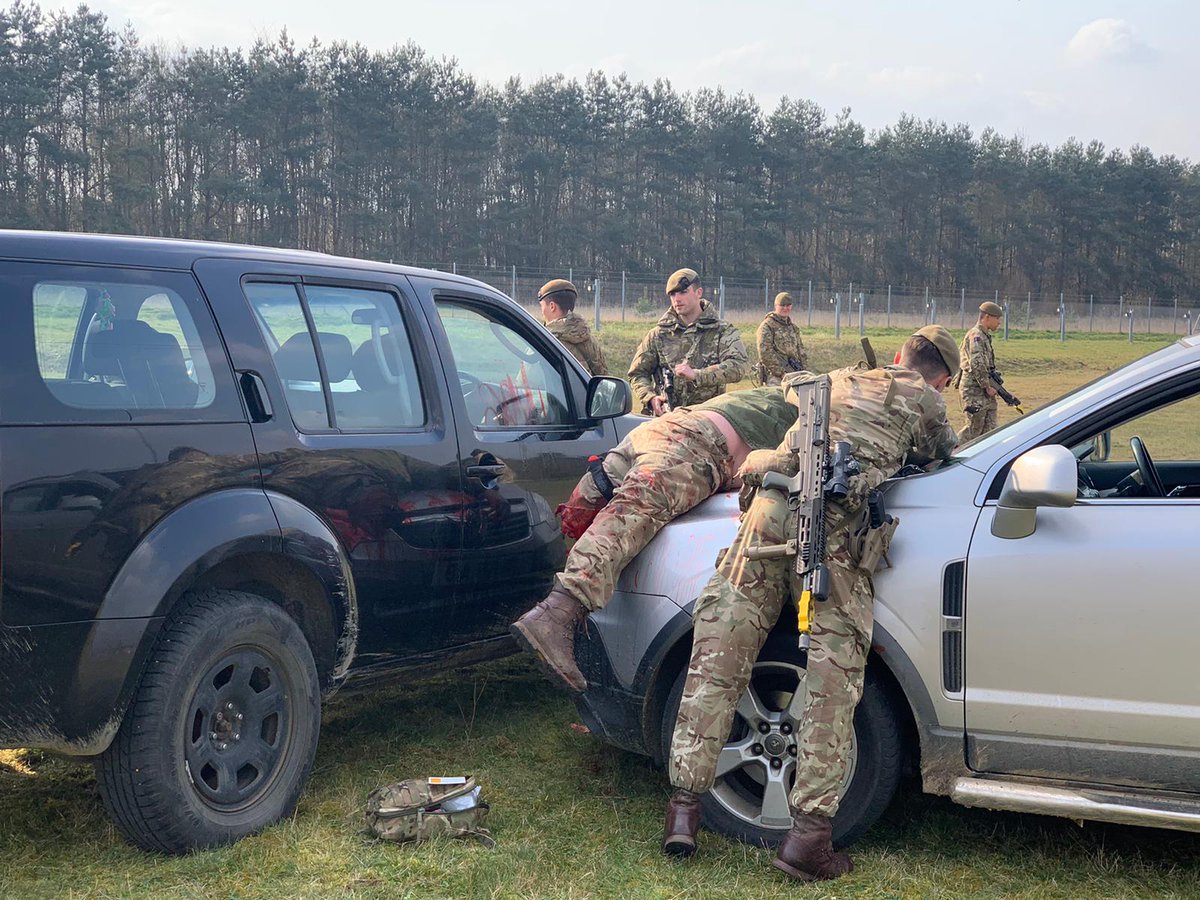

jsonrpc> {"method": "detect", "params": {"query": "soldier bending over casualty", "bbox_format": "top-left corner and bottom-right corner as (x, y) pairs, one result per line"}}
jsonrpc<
(663, 325), (958, 882)
(511, 387), (797, 693)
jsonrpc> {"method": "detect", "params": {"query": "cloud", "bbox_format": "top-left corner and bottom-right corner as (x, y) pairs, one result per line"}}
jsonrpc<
(1023, 89), (1064, 114)
(695, 41), (772, 73)
(1065, 18), (1154, 65)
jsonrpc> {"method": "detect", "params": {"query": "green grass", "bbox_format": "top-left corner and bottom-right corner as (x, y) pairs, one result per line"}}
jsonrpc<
(3, 330), (1199, 897)
(4, 658), (1200, 898)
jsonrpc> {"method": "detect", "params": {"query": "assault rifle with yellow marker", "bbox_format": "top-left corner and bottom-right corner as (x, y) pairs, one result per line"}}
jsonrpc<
(742, 375), (859, 649)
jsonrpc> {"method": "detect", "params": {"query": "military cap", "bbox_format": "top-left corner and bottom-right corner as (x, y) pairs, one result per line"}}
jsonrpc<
(665, 268), (701, 294)
(914, 324), (960, 378)
(979, 301), (1004, 318)
(774, 292), (794, 306)
(538, 278), (578, 301)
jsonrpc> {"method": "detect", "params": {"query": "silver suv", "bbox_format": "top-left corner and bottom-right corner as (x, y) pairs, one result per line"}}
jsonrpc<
(574, 334), (1200, 847)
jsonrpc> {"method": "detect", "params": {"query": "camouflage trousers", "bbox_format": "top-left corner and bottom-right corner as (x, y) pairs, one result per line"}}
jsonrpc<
(958, 391), (998, 442)
(668, 487), (874, 817)
(555, 410), (733, 612)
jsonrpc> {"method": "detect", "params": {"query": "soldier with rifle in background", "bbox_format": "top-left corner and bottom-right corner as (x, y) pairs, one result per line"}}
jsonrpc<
(756, 292), (807, 384)
(628, 269), (748, 416)
(956, 301), (1019, 441)
(662, 325), (958, 882)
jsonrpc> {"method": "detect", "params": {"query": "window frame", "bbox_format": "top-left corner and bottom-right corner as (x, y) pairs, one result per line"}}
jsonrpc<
(242, 275), (430, 435)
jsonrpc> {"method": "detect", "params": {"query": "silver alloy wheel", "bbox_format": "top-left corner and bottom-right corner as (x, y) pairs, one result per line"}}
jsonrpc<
(708, 658), (858, 831)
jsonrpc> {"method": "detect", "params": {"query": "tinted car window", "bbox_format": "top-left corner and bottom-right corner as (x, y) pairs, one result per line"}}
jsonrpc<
(245, 281), (424, 431)
(33, 276), (216, 412)
(437, 301), (572, 428)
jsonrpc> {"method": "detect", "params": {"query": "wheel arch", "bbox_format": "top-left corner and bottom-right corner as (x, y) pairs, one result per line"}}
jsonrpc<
(71, 488), (356, 756)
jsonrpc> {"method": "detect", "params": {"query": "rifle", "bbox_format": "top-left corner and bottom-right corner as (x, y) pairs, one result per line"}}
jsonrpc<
(653, 364), (678, 412)
(860, 337), (877, 369)
(785, 356), (805, 372)
(988, 368), (1024, 414)
(742, 376), (859, 649)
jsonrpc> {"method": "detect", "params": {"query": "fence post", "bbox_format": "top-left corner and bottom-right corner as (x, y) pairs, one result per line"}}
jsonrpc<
(1147, 296), (1152, 334)
(621, 270), (626, 322)
(452, 262), (457, 275)
(1026, 292), (1032, 331)
(765, 278), (770, 311)
(1058, 293), (1066, 342)
(1118, 295), (1124, 333)
(924, 286), (930, 324)
(834, 293), (841, 340)
(1127, 310), (1135, 342)
(1174, 298), (1179, 335)
(568, 267), (572, 284)
(931, 299), (938, 323)
(807, 280), (813, 327)
(511, 265), (516, 299)
(1003, 301), (1009, 341)
(1089, 294), (1094, 332)
(719, 276), (725, 318)
(886, 284), (892, 328)
(960, 287), (965, 330)
(858, 293), (865, 336)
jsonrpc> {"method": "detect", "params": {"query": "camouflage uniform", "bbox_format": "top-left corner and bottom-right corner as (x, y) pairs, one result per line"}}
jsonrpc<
(627, 301), (748, 415)
(957, 323), (997, 441)
(669, 365), (956, 816)
(556, 389), (795, 613)
(756, 313), (807, 385)
(546, 311), (608, 376)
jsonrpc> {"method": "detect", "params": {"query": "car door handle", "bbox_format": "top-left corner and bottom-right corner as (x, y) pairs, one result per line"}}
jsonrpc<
(237, 370), (273, 423)
(466, 464), (507, 479)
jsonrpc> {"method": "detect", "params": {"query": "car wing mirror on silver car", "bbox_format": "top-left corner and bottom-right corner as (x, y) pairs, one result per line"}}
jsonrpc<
(586, 376), (632, 421)
(992, 444), (1078, 540)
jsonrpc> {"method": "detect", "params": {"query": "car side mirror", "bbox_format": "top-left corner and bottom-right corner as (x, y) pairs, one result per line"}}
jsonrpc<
(585, 376), (632, 421)
(991, 445), (1077, 540)
(1092, 430), (1111, 462)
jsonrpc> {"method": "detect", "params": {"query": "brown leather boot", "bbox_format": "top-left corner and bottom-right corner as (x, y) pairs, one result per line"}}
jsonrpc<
(771, 813), (853, 882)
(662, 789), (702, 857)
(510, 589), (589, 692)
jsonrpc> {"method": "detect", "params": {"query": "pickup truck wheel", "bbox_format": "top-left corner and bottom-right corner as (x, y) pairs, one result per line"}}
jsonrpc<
(661, 632), (902, 848)
(95, 589), (320, 854)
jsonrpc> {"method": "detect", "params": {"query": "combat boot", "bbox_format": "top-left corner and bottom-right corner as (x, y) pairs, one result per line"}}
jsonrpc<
(771, 813), (853, 882)
(662, 789), (701, 857)
(510, 589), (589, 692)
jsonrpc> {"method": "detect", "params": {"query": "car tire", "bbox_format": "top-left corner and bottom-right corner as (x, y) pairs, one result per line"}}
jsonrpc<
(95, 589), (321, 854)
(660, 631), (902, 849)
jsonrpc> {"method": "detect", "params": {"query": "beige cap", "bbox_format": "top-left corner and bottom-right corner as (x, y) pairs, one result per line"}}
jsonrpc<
(980, 301), (1004, 318)
(666, 268), (700, 294)
(538, 278), (577, 301)
(914, 324), (960, 378)
(774, 291), (794, 306)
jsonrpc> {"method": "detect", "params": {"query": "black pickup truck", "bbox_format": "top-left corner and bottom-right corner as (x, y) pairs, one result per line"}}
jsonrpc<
(0, 230), (634, 853)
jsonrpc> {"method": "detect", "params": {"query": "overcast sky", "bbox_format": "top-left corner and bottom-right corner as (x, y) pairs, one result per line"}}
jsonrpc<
(88, 0), (1198, 161)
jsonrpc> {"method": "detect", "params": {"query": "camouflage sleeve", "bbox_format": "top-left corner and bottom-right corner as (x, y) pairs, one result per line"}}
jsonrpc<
(586, 337), (609, 376)
(966, 333), (991, 392)
(692, 322), (748, 389)
(756, 321), (784, 378)
(626, 331), (660, 412)
(911, 389), (958, 459)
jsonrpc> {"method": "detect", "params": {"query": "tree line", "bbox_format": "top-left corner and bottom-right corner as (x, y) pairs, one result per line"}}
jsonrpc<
(1, 3), (1198, 299)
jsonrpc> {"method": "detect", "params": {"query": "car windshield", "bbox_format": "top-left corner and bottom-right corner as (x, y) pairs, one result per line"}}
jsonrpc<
(949, 338), (1197, 462)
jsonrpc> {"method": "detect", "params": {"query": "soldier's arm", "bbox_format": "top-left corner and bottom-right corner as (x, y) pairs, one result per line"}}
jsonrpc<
(967, 334), (991, 391)
(587, 337), (608, 377)
(626, 332), (660, 412)
(691, 323), (749, 389)
(756, 321), (781, 376)
(912, 391), (958, 459)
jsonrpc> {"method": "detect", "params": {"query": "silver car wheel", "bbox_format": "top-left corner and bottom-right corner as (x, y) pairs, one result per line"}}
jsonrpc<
(708, 658), (858, 832)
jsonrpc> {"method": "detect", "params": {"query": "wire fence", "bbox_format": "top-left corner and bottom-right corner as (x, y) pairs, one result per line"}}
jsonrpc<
(421, 263), (1198, 340)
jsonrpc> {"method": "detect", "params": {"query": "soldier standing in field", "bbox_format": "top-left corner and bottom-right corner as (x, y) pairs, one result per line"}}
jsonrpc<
(628, 269), (748, 416)
(662, 325), (959, 882)
(510, 386), (798, 693)
(957, 300), (1004, 441)
(756, 292), (807, 385)
(538, 279), (608, 376)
